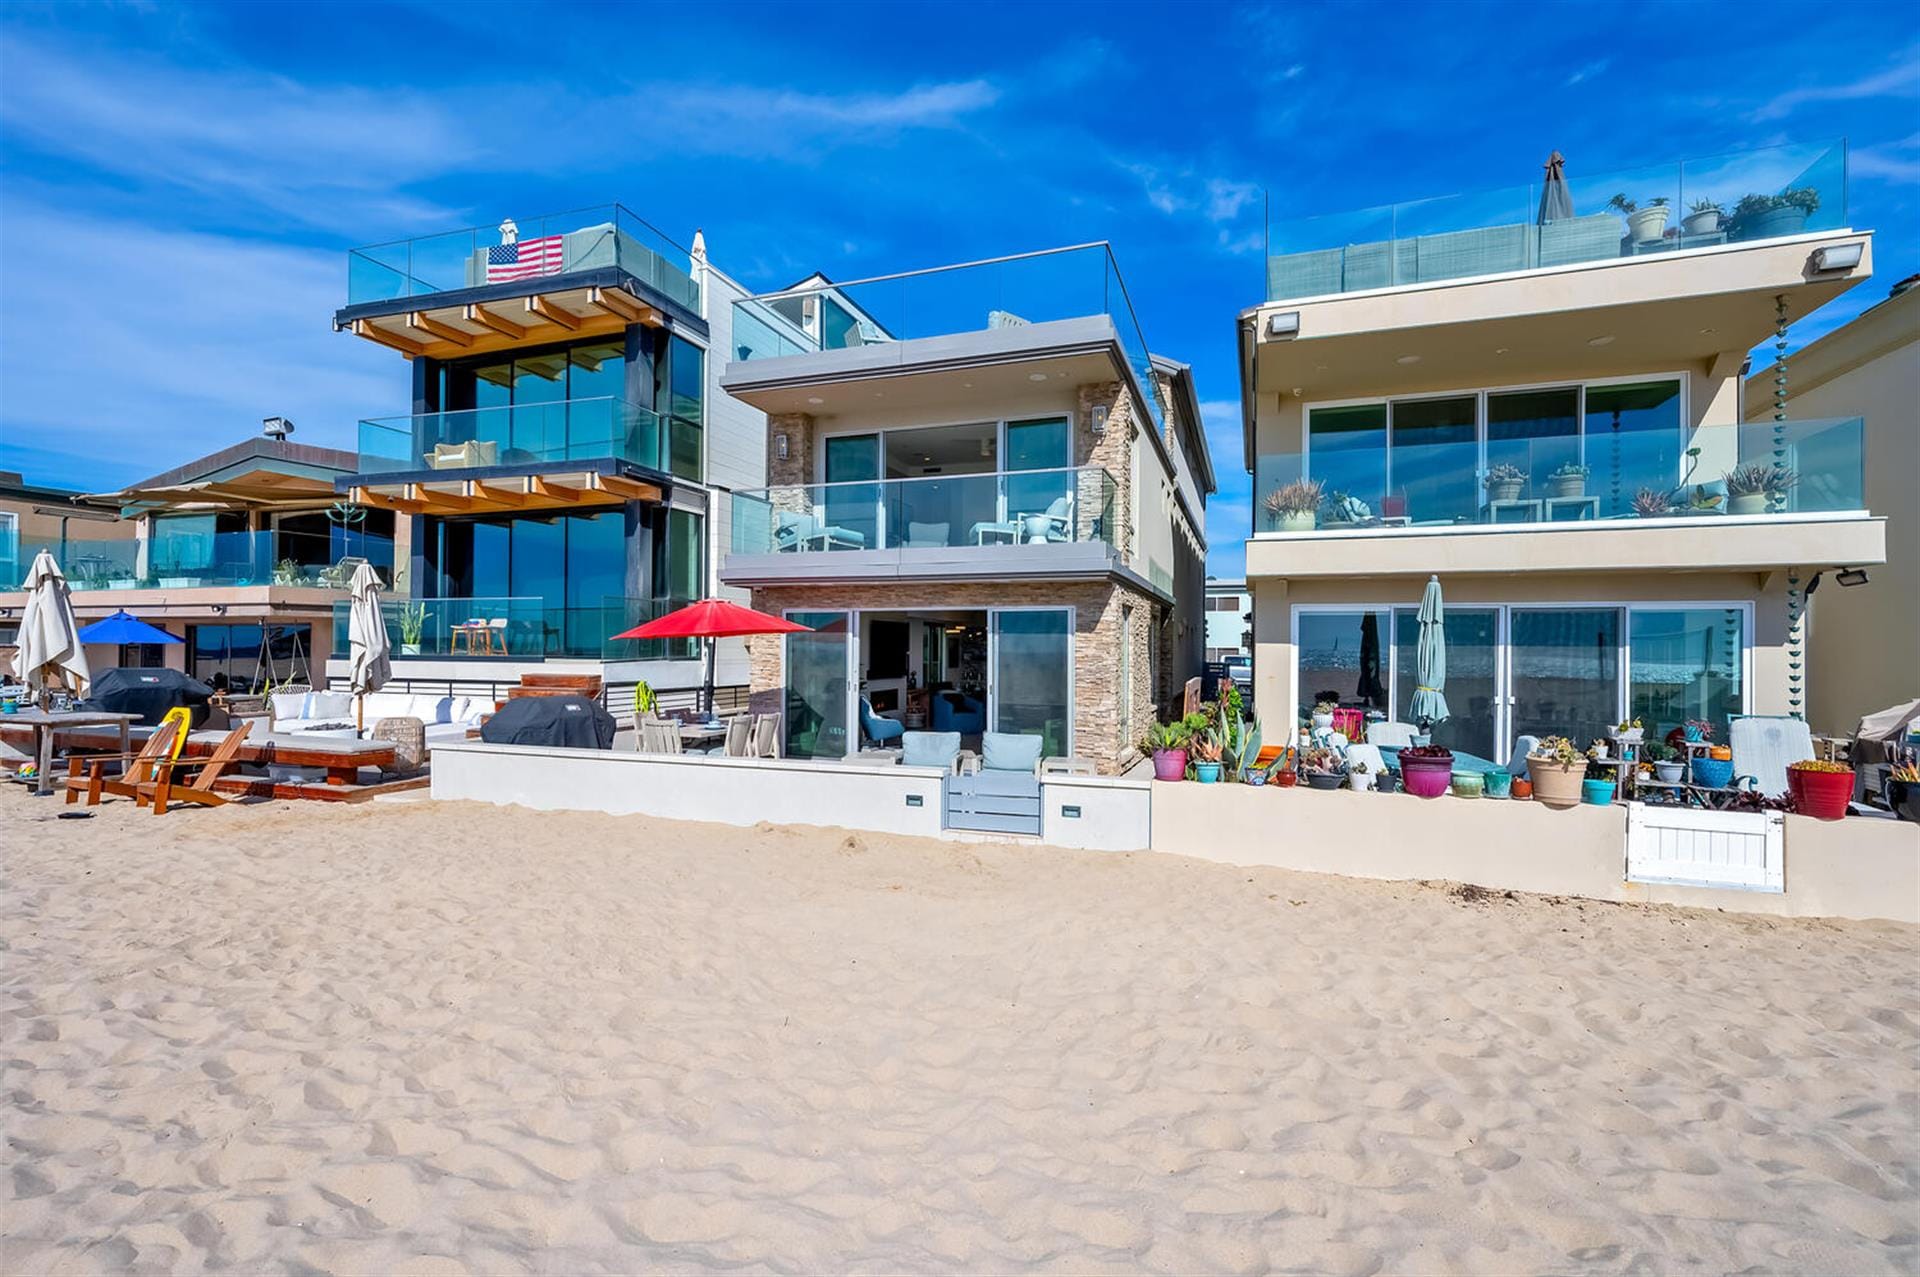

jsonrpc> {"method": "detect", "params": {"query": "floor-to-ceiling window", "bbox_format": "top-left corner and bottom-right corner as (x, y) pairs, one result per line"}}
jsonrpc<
(1305, 405), (1388, 521)
(1296, 609), (1391, 715)
(822, 434), (881, 549)
(1509, 608), (1622, 751)
(1003, 418), (1072, 537)
(1486, 387), (1579, 509)
(425, 509), (630, 657)
(437, 337), (634, 464)
(992, 609), (1072, 757)
(785, 611), (851, 759)
(1393, 607), (1499, 759)
(1629, 607), (1745, 741)
(1585, 380), (1683, 520)
(1391, 396), (1477, 525)
(666, 335), (704, 481)
(188, 623), (313, 693)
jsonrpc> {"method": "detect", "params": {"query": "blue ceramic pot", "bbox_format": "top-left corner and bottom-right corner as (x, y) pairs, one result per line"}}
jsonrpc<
(1582, 778), (1617, 805)
(1194, 762), (1222, 784)
(1483, 769), (1512, 799)
(1243, 766), (1268, 786)
(1692, 757), (1734, 788)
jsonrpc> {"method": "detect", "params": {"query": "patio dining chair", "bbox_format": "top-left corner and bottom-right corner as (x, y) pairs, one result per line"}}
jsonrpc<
(750, 712), (781, 758)
(637, 716), (683, 755)
(707, 716), (752, 757)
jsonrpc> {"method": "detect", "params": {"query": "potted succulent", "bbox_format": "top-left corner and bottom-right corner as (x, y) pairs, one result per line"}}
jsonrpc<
(398, 602), (428, 656)
(1310, 699), (1337, 731)
(1190, 728), (1225, 783)
(1607, 192), (1671, 242)
(1451, 770), (1485, 798)
(1144, 719), (1194, 782)
(1645, 740), (1685, 784)
(1547, 462), (1590, 499)
(1264, 478), (1324, 533)
(1682, 718), (1714, 744)
(1484, 463), (1527, 504)
(1300, 746), (1344, 790)
(1786, 759), (1853, 820)
(1729, 188), (1820, 241)
(1612, 716), (1644, 746)
(1398, 743), (1455, 798)
(1526, 736), (1589, 808)
(1582, 775), (1618, 805)
(1349, 758), (1376, 792)
(1273, 747), (1300, 787)
(1683, 197), (1724, 235)
(1722, 462), (1796, 515)
(1511, 776), (1534, 800)
(1632, 486), (1677, 518)
(1884, 758), (1919, 823)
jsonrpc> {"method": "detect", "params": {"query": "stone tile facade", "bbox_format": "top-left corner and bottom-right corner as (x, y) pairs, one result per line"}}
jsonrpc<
(746, 578), (1160, 774)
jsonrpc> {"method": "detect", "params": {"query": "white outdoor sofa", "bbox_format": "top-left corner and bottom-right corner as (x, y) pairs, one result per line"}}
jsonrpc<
(267, 689), (487, 747)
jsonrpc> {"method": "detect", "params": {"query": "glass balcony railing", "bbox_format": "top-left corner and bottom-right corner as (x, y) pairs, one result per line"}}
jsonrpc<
(6, 530), (395, 591)
(728, 244), (1165, 431)
(731, 466), (1117, 556)
(1266, 139), (1848, 300)
(346, 204), (699, 311)
(329, 595), (700, 661)
(1253, 417), (1865, 533)
(355, 397), (671, 476)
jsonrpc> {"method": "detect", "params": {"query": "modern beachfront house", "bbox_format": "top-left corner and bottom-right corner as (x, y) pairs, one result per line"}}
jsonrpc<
(716, 245), (1214, 774)
(325, 208), (767, 702)
(1237, 139), (1886, 760)
(0, 433), (390, 687)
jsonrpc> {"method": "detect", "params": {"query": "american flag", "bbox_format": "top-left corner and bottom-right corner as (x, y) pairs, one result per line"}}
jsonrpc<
(486, 234), (565, 282)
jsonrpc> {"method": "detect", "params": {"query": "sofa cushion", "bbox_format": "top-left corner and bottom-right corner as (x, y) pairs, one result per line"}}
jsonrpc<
(360, 693), (413, 721)
(270, 691), (310, 721)
(983, 731), (1043, 773)
(307, 690), (353, 720)
(901, 730), (961, 770)
(447, 696), (475, 724)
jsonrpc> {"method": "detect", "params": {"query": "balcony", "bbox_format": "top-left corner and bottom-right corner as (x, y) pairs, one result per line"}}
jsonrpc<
(1247, 417), (1882, 579)
(355, 397), (672, 477)
(4, 529), (394, 594)
(328, 595), (698, 662)
(723, 244), (1165, 431)
(1266, 139), (1848, 301)
(346, 205), (698, 312)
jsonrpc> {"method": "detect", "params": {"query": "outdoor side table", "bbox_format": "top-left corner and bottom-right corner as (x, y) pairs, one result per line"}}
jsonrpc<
(8, 709), (140, 797)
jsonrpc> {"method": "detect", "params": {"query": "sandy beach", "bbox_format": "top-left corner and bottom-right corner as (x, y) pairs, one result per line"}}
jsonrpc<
(2, 788), (1915, 1274)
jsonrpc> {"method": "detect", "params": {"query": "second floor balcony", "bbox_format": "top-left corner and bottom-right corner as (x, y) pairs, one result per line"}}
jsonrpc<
(355, 397), (685, 479)
(4, 528), (394, 594)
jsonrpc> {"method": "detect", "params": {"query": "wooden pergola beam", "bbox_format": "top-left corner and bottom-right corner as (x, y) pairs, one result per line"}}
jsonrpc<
(463, 303), (528, 340)
(407, 311), (476, 347)
(351, 320), (428, 357)
(466, 479), (527, 508)
(587, 287), (661, 327)
(527, 295), (581, 331)
(529, 474), (588, 503)
(591, 473), (664, 504)
(350, 485), (426, 515)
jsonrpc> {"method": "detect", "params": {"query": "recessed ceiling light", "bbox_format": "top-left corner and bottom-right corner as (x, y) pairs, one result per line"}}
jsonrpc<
(1028, 373), (1048, 382)
(1314, 364), (1328, 373)
(1588, 335), (1615, 347)
(1395, 354), (1421, 365)
(806, 396), (824, 405)
(1494, 347), (1510, 355)
(1698, 327), (1716, 335)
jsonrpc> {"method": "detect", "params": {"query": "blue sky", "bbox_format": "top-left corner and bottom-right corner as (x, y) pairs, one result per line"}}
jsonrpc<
(1, 1), (1915, 578)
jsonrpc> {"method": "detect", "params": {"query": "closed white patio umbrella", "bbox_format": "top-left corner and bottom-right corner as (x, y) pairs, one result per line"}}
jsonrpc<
(347, 563), (390, 732)
(12, 549), (90, 702)
(1409, 575), (1450, 732)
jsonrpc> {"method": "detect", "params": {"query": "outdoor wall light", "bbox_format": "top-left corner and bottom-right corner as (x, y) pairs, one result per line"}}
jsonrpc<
(1266, 311), (1300, 339)
(775, 433), (789, 461)
(1091, 405), (1108, 437)
(1836, 567), (1870, 588)
(1810, 243), (1864, 273)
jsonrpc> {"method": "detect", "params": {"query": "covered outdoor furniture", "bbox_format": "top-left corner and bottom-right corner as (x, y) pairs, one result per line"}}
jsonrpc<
(931, 690), (985, 734)
(860, 697), (905, 747)
(1730, 715), (1817, 799)
(65, 717), (181, 806)
(84, 667), (214, 728)
(480, 695), (616, 750)
(900, 730), (964, 773)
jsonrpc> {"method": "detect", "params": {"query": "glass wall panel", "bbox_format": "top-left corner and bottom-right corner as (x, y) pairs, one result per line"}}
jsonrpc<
(668, 335), (704, 480)
(822, 434), (881, 549)
(187, 623), (311, 693)
(1629, 607), (1744, 740)
(1509, 608), (1621, 752)
(1307, 404), (1387, 516)
(993, 609), (1072, 757)
(1003, 418), (1072, 537)
(1585, 380), (1682, 519)
(1392, 607), (1499, 760)
(1486, 387), (1579, 510)
(785, 611), (851, 759)
(1297, 609), (1391, 720)
(1391, 396), (1477, 525)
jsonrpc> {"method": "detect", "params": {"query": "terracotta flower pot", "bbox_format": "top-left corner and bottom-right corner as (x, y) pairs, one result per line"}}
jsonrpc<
(1511, 778), (1533, 800)
(1787, 766), (1853, 821)
(1527, 757), (1589, 808)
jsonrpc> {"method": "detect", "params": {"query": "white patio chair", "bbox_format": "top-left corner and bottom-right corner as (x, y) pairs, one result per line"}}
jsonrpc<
(1730, 715), (1815, 799)
(707, 716), (751, 757)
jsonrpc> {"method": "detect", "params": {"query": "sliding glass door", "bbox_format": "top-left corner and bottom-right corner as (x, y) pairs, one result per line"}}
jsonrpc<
(1628, 608), (1745, 741)
(1508, 608), (1621, 750)
(991, 609), (1072, 757)
(1392, 607), (1499, 760)
(822, 435), (881, 550)
(1003, 418), (1072, 541)
(784, 611), (851, 759)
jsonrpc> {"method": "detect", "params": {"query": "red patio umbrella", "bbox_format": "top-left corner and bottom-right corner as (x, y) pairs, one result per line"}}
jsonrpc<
(611, 599), (811, 716)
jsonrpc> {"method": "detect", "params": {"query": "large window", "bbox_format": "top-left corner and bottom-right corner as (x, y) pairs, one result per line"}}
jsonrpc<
(1391, 396), (1477, 524)
(1306, 404), (1387, 519)
(188, 623), (312, 693)
(992, 609), (1072, 757)
(425, 509), (630, 657)
(1629, 608), (1744, 742)
(1296, 609), (1391, 715)
(667, 335), (704, 481)
(1393, 607), (1499, 760)
(1509, 608), (1621, 751)
(1486, 387), (1580, 504)
(1584, 381), (1683, 519)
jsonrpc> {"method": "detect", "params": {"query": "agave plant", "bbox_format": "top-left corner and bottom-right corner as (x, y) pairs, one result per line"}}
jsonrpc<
(1263, 478), (1324, 519)
(1723, 462), (1797, 498)
(1632, 487), (1677, 517)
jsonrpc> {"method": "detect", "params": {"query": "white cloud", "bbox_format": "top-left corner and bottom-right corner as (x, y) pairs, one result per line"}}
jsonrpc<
(1852, 132), (1920, 184)
(1206, 179), (1261, 224)
(1564, 59), (1610, 87)
(0, 202), (395, 483)
(645, 79), (1001, 158)
(1754, 54), (1920, 121)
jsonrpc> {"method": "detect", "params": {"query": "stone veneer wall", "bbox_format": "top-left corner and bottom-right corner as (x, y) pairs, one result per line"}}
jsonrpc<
(1074, 381), (1139, 561)
(746, 579), (1159, 774)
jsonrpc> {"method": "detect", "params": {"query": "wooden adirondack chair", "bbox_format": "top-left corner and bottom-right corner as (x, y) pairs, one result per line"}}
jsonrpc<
(66, 718), (182, 807)
(139, 721), (253, 815)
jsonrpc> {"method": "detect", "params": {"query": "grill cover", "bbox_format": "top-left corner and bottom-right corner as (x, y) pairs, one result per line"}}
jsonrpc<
(84, 667), (214, 727)
(478, 695), (616, 750)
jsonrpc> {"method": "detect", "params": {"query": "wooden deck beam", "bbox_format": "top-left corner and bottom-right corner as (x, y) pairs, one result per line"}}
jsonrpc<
(463, 303), (527, 340)
(407, 311), (476, 347)
(527, 295), (582, 331)
(351, 319), (428, 357)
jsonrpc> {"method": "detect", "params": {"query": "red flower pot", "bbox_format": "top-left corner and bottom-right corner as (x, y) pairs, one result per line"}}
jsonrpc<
(1787, 767), (1853, 821)
(1153, 748), (1188, 782)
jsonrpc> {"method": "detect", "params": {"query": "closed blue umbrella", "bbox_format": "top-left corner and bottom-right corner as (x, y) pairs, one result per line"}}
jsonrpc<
(76, 610), (183, 647)
(1409, 576), (1450, 729)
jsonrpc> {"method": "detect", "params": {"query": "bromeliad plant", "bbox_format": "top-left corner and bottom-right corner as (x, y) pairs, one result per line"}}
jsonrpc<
(1632, 486), (1677, 517)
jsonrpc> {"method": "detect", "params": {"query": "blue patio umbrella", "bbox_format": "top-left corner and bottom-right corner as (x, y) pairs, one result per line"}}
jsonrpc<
(1409, 576), (1450, 729)
(75, 610), (183, 647)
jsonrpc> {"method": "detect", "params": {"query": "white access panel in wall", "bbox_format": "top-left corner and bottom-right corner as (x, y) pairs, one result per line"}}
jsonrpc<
(1625, 802), (1784, 892)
